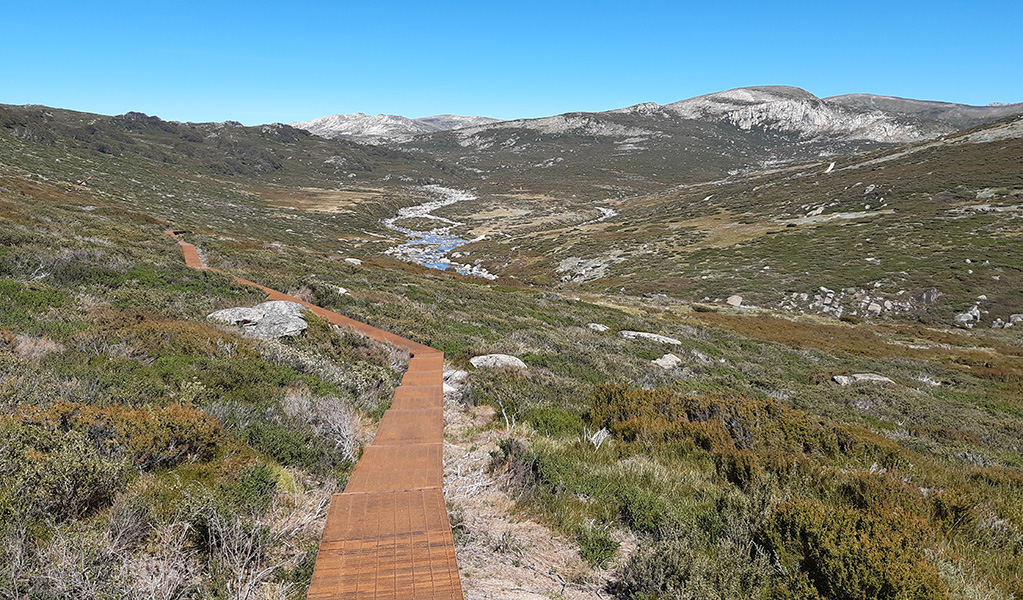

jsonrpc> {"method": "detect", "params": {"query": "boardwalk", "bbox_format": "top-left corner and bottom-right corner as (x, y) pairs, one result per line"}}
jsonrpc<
(166, 231), (463, 599)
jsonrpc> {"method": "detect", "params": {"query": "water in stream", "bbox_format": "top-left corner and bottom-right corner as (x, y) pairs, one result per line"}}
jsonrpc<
(382, 185), (498, 280)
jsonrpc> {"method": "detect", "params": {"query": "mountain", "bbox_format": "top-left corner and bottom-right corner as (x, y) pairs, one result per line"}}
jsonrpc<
(290, 112), (501, 144)
(399, 86), (1023, 199)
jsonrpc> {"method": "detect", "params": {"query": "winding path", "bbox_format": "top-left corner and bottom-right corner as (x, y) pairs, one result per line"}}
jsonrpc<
(166, 231), (463, 599)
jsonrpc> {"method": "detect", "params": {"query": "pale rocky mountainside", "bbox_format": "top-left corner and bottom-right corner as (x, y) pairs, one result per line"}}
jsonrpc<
(467, 85), (1023, 144)
(291, 112), (500, 144)
(399, 86), (1023, 200)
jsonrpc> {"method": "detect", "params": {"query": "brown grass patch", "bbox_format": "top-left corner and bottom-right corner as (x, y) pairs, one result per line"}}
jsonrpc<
(256, 186), (383, 213)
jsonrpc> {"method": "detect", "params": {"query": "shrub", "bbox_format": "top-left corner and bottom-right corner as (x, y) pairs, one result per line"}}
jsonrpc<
(617, 484), (670, 534)
(759, 499), (947, 600)
(23, 400), (222, 470)
(221, 463), (278, 515)
(589, 384), (855, 456)
(611, 535), (771, 600)
(525, 406), (585, 437)
(577, 523), (618, 568)
(0, 420), (130, 521)
(244, 421), (320, 467)
(0, 280), (70, 327)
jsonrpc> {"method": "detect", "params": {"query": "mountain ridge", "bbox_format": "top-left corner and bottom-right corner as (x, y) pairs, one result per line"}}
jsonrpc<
(290, 112), (500, 144)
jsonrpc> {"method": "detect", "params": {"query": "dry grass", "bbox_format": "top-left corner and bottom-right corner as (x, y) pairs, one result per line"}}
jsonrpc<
(256, 187), (384, 214)
(13, 334), (65, 361)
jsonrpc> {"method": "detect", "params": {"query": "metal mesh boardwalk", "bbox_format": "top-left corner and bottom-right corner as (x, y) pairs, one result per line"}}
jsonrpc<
(167, 231), (462, 599)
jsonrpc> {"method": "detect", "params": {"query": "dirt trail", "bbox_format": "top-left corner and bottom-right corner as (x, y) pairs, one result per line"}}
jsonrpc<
(166, 231), (462, 599)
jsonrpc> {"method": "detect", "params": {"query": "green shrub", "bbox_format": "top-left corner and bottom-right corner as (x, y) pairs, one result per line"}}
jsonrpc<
(244, 421), (320, 467)
(577, 523), (619, 568)
(0, 280), (70, 326)
(526, 406), (584, 437)
(590, 384), (857, 456)
(713, 450), (763, 491)
(243, 418), (351, 474)
(759, 499), (947, 600)
(221, 462), (278, 515)
(617, 485), (670, 534)
(611, 535), (771, 600)
(0, 421), (130, 521)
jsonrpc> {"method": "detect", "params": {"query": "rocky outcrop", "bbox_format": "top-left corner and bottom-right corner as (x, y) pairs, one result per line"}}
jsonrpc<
(954, 304), (982, 328)
(666, 86), (929, 143)
(992, 314), (1022, 329)
(469, 354), (527, 369)
(208, 300), (308, 340)
(779, 286), (919, 318)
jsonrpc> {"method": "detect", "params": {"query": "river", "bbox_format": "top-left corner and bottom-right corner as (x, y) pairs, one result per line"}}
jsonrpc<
(382, 185), (497, 280)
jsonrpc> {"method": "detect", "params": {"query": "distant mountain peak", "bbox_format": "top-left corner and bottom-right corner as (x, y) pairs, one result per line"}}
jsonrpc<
(290, 112), (501, 144)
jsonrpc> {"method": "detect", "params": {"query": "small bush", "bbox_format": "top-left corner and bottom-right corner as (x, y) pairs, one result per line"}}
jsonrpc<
(221, 463), (278, 515)
(577, 523), (618, 568)
(589, 384), (856, 456)
(526, 406), (584, 437)
(0, 422), (130, 521)
(244, 421), (320, 467)
(611, 535), (771, 600)
(759, 499), (947, 600)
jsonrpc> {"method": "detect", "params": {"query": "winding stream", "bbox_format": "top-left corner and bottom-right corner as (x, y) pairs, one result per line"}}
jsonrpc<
(382, 185), (497, 280)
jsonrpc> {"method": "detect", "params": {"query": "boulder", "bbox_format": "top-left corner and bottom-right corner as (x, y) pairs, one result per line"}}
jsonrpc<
(207, 306), (263, 325)
(345, 258), (363, 266)
(834, 373), (895, 386)
(208, 300), (308, 340)
(953, 305), (981, 328)
(444, 369), (469, 384)
(469, 354), (527, 369)
(588, 323), (610, 332)
(443, 369), (469, 395)
(620, 331), (683, 345)
(652, 353), (683, 369)
(726, 295), (743, 307)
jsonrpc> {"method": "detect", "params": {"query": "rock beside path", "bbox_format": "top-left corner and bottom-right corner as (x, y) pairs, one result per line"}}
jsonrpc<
(621, 330), (683, 345)
(443, 369), (469, 396)
(726, 295), (743, 307)
(469, 354), (527, 369)
(834, 373), (895, 386)
(208, 300), (308, 340)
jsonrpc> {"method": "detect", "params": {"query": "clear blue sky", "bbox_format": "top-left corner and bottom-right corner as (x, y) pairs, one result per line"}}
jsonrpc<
(3, 0), (1021, 124)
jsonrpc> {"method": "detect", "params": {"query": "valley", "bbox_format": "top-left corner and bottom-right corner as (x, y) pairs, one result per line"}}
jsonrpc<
(1, 87), (1022, 600)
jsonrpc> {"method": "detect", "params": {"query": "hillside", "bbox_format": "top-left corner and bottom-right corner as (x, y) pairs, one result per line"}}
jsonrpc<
(447, 114), (1023, 329)
(1, 94), (1021, 600)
